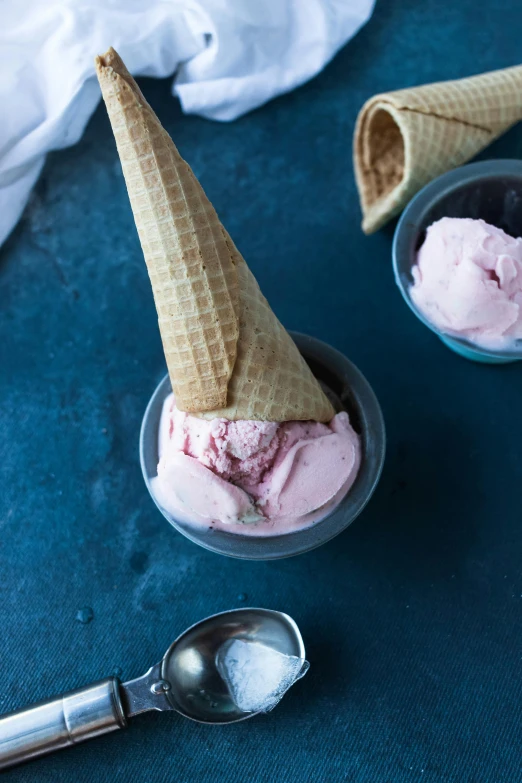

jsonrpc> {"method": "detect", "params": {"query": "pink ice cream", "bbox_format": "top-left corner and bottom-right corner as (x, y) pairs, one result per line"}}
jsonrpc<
(410, 217), (522, 350)
(151, 395), (361, 536)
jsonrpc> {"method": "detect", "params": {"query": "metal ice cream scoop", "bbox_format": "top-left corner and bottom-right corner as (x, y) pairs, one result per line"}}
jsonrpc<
(0, 608), (305, 771)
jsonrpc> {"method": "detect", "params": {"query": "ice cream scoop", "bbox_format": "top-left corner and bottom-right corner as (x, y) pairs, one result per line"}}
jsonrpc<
(410, 217), (522, 349)
(151, 394), (361, 535)
(0, 609), (306, 771)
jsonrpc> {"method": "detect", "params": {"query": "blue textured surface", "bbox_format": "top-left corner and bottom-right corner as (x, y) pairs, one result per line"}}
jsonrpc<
(2, 0), (522, 780)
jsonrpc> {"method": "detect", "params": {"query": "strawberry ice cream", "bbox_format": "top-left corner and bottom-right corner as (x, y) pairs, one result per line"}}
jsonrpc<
(151, 395), (361, 536)
(410, 217), (522, 350)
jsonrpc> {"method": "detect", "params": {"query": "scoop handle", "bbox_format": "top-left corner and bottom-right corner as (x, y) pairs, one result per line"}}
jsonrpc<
(0, 678), (126, 771)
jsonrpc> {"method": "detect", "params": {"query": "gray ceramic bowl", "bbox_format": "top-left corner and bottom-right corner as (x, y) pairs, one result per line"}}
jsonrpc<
(393, 159), (522, 363)
(140, 332), (385, 560)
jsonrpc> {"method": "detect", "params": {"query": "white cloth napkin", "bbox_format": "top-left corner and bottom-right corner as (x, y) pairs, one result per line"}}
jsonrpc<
(0, 0), (374, 247)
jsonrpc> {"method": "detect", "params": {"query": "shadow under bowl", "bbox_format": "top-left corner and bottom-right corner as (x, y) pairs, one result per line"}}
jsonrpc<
(140, 332), (386, 560)
(392, 159), (522, 364)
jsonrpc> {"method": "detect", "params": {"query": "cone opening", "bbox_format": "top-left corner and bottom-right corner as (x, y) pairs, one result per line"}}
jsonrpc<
(364, 107), (405, 205)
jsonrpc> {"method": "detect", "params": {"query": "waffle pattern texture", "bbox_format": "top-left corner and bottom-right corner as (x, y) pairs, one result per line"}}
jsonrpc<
(96, 48), (334, 422)
(354, 65), (522, 234)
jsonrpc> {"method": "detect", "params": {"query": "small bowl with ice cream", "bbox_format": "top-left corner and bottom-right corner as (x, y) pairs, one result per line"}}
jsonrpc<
(96, 49), (385, 561)
(140, 332), (385, 560)
(392, 159), (522, 363)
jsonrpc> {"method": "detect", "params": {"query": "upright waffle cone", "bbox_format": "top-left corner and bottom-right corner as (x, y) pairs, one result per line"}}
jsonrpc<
(96, 48), (334, 422)
(354, 65), (522, 234)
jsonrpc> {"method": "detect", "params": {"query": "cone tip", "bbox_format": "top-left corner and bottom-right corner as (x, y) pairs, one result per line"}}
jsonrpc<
(361, 216), (375, 235)
(94, 47), (120, 72)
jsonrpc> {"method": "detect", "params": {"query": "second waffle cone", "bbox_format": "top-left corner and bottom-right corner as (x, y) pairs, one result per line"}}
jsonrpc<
(354, 65), (522, 234)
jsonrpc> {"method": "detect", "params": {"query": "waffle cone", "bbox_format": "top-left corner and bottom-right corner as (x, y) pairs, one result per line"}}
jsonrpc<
(354, 65), (522, 234)
(96, 49), (334, 422)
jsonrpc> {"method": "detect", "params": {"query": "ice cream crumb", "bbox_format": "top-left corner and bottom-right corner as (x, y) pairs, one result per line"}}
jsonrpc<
(216, 639), (309, 713)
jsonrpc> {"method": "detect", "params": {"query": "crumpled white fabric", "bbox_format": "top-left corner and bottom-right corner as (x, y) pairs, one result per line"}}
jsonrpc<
(0, 0), (374, 247)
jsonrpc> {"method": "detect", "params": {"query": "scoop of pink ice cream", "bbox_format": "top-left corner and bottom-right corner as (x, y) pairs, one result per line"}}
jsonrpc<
(153, 452), (263, 526)
(255, 414), (360, 520)
(159, 404), (280, 486)
(152, 395), (361, 535)
(410, 217), (522, 349)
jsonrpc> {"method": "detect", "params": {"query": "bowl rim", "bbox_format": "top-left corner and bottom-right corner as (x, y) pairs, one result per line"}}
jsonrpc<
(392, 159), (522, 360)
(139, 332), (386, 560)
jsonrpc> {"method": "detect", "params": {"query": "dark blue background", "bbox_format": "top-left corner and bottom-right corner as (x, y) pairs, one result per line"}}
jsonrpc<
(2, 0), (522, 780)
